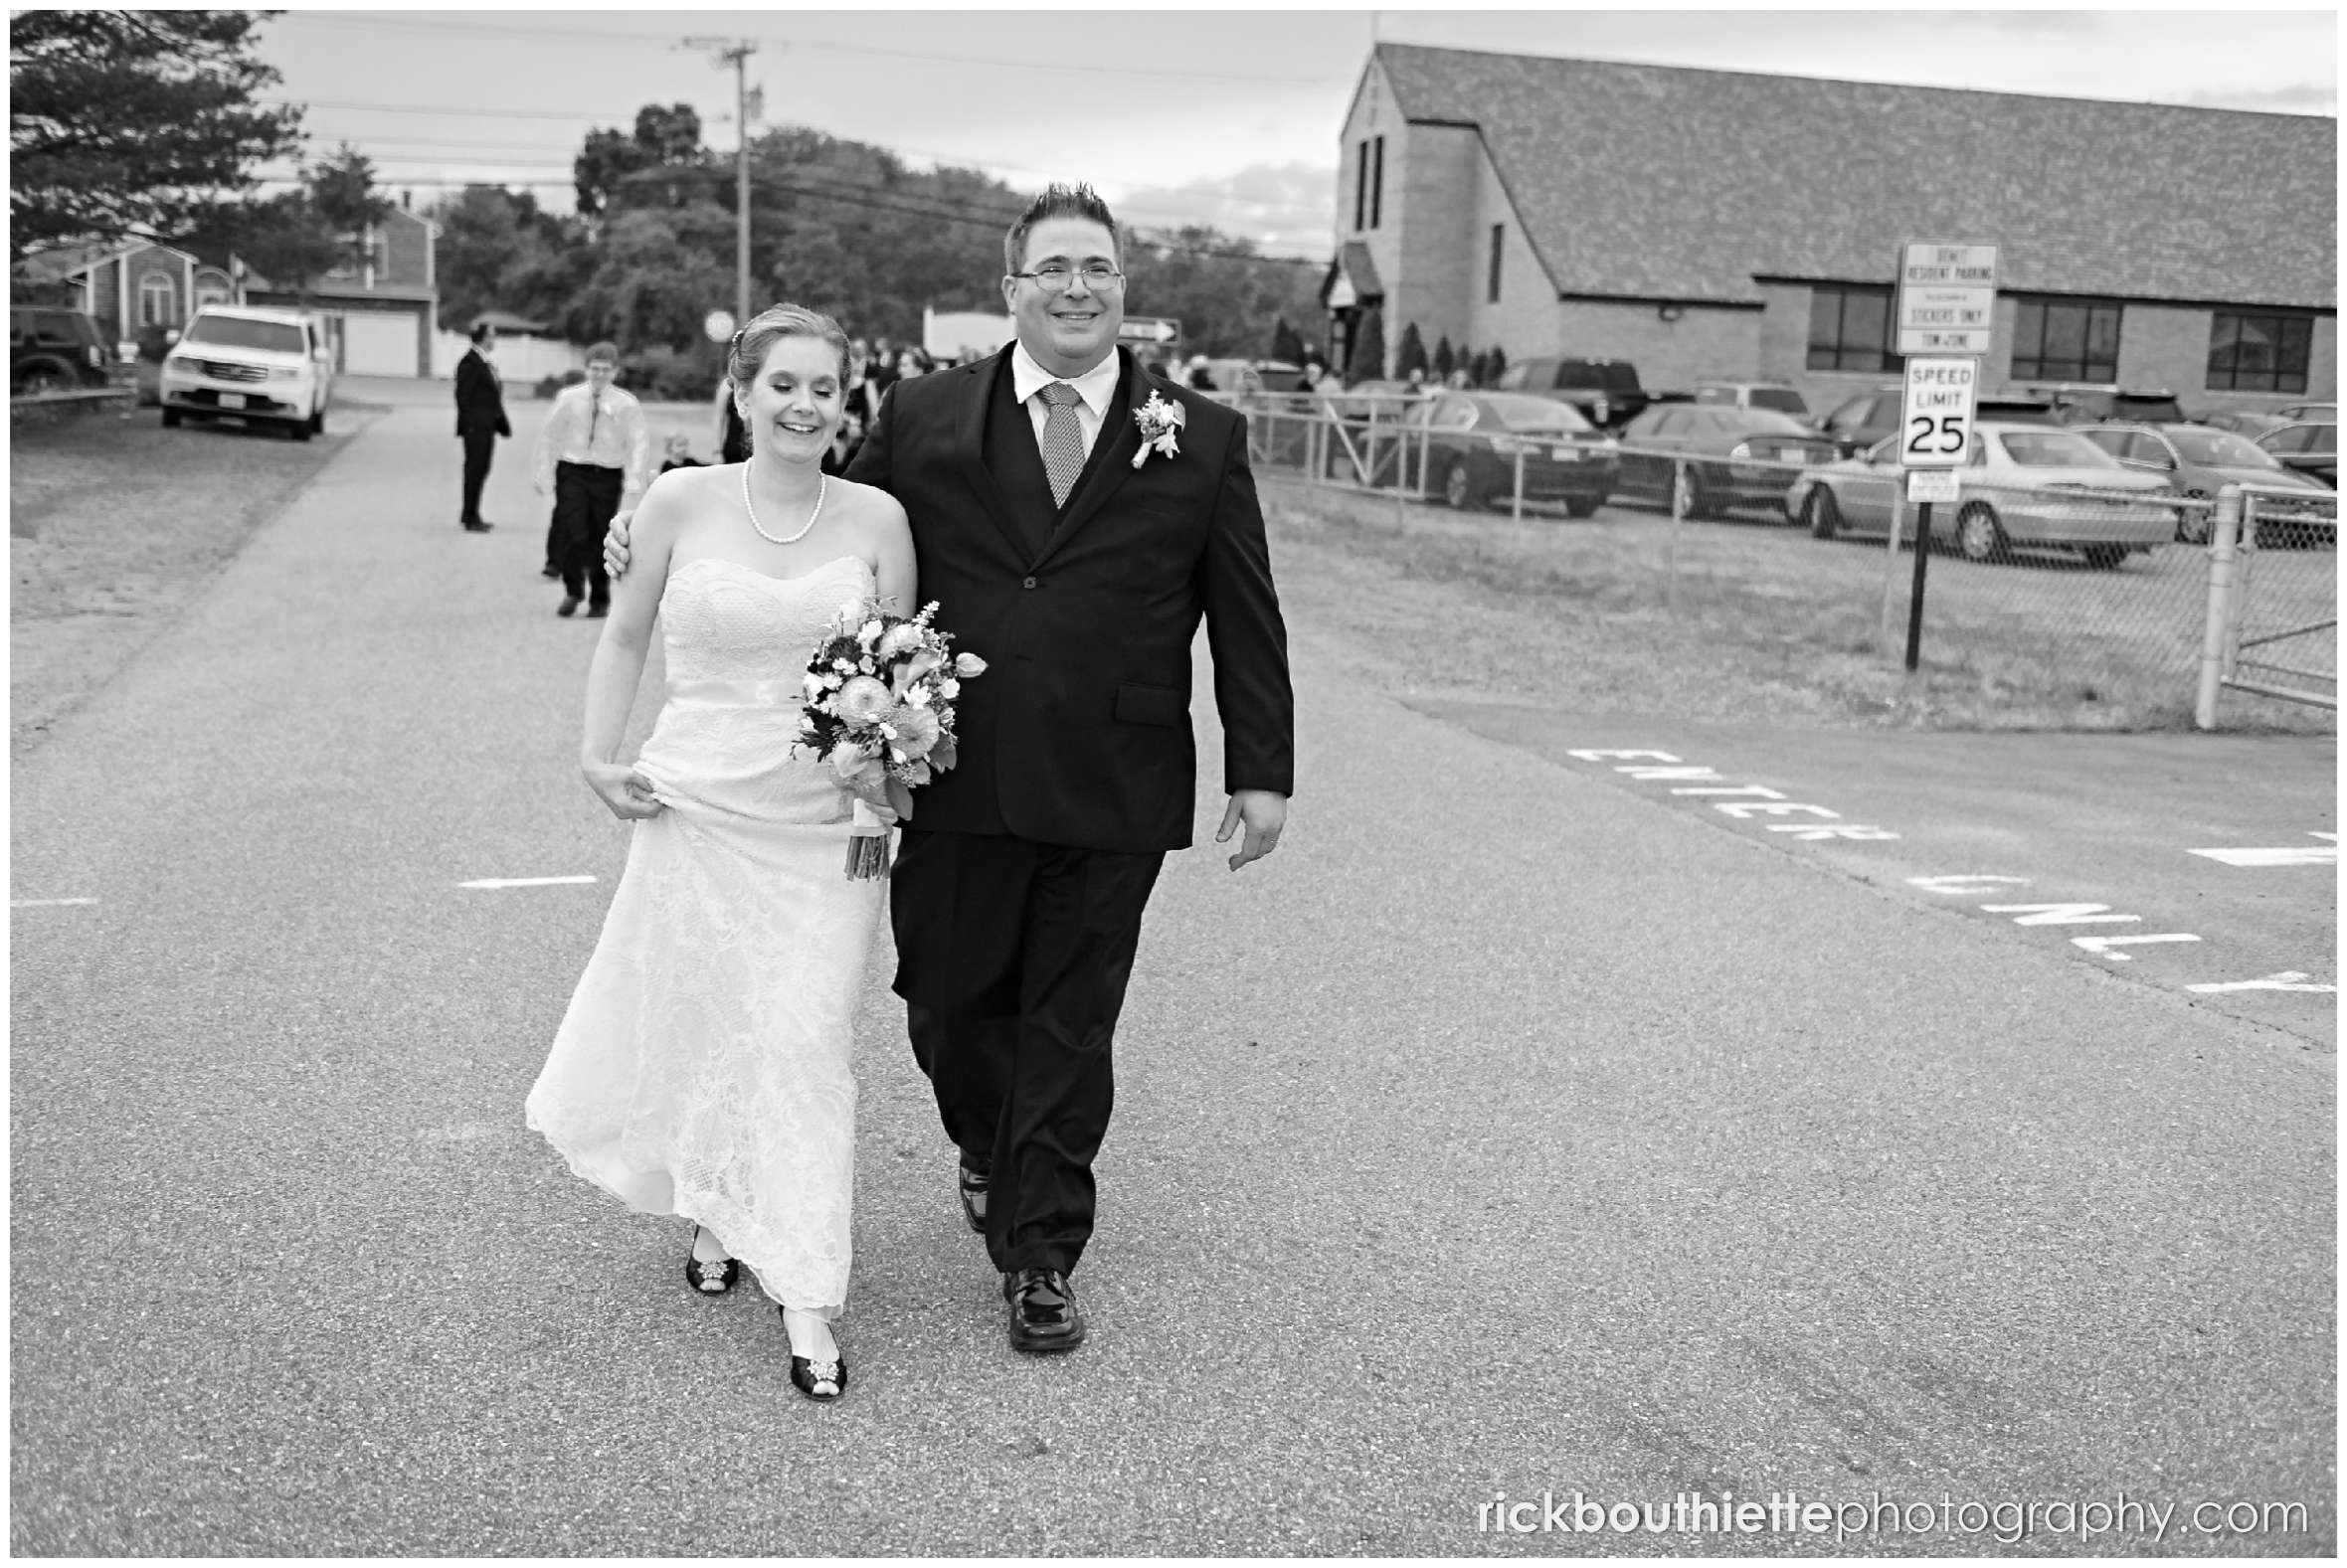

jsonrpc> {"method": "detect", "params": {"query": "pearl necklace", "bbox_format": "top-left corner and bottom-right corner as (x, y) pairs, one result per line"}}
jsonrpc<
(742, 466), (826, 546)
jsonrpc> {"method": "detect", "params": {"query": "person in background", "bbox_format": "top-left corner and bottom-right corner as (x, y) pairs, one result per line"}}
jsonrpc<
(895, 347), (933, 381)
(822, 407), (865, 477)
(534, 342), (648, 619)
(1184, 354), (1217, 392)
(659, 434), (703, 475)
(453, 321), (509, 533)
(712, 377), (751, 464)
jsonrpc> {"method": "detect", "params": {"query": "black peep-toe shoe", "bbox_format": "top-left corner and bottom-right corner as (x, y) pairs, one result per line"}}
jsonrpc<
(781, 1308), (848, 1402)
(684, 1224), (738, 1296)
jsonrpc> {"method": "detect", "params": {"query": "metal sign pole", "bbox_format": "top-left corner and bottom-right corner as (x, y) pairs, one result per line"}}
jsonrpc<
(1903, 502), (1933, 670)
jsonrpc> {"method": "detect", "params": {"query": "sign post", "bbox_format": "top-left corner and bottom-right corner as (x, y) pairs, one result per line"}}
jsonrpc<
(1894, 241), (1996, 672)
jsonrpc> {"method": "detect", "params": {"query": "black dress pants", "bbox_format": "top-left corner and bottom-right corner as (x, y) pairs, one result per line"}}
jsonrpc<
(552, 461), (624, 607)
(459, 427), (496, 526)
(891, 826), (1164, 1276)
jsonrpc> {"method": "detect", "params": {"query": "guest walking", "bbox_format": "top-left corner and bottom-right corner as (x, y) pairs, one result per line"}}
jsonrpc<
(453, 321), (510, 532)
(534, 342), (647, 618)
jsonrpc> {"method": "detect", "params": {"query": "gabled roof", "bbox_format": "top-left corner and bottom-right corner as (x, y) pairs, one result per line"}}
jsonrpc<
(15, 239), (197, 284)
(1319, 240), (1384, 306)
(1373, 44), (2336, 308)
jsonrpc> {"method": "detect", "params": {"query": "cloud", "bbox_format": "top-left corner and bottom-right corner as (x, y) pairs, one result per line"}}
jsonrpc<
(1111, 161), (1338, 258)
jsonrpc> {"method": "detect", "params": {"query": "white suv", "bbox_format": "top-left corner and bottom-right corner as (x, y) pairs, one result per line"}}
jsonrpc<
(160, 305), (334, 440)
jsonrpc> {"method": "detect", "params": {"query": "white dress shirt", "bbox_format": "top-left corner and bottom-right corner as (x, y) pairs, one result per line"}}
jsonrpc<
(533, 380), (650, 497)
(1010, 341), (1121, 463)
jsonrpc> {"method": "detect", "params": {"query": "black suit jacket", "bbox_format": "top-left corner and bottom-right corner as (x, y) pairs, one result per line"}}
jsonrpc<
(454, 348), (510, 438)
(844, 346), (1294, 853)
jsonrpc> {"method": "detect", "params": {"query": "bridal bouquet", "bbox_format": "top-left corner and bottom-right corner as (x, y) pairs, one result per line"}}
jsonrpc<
(795, 598), (987, 879)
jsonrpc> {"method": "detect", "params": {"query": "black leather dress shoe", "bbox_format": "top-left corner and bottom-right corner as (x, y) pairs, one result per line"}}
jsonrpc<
(556, 596), (581, 617)
(1003, 1268), (1085, 1353)
(957, 1164), (989, 1234)
(462, 519), (493, 532)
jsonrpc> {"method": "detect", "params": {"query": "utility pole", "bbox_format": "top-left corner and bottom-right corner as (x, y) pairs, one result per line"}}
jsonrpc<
(682, 36), (758, 326)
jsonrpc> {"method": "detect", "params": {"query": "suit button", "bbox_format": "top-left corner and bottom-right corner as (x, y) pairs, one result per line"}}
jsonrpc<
(1021, 576), (1037, 590)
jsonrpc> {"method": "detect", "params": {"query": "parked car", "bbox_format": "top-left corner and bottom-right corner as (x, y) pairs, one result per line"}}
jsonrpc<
(1692, 380), (1813, 422)
(2255, 421), (2338, 488)
(2203, 410), (2293, 441)
(1783, 421), (2176, 568)
(2017, 383), (2187, 426)
(1815, 386), (1901, 457)
(1496, 356), (1648, 430)
(1615, 404), (1837, 518)
(1399, 390), (1619, 516)
(1186, 357), (1306, 398)
(2075, 422), (2331, 542)
(2275, 402), (2335, 424)
(158, 304), (334, 439)
(10, 305), (135, 397)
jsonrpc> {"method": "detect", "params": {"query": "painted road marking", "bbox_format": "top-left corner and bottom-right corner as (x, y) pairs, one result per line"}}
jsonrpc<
(1979, 903), (2141, 927)
(1564, 750), (1898, 841)
(1907, 875), (2032, 895)
(2188, 832), (2337, 868)
(12, 897), (97, 908)
(2068, 934), (2202, 960)
(458, 876), (599, 890)
(2186, 971), (2338, 995)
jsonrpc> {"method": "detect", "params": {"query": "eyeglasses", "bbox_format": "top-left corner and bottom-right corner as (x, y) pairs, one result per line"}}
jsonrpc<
(1010, 262), (1125, 293)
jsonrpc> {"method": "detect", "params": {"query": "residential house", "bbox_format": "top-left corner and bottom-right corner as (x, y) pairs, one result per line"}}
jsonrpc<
(248, 203), (441, 378)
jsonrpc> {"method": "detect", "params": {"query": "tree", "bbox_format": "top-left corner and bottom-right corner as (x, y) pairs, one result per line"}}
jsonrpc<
(574, 127), (645, 220)
(632, 103), (702, 164)
(10, 9), (305, 261)
(1432, 334), (1455, 381)
(1345, 304), (1385, 386)
(1270, 316), (1306, 366)
(305, 141), (391, 274)
(171, 187), (338, 295)
(1487, 343), (1508, 387)
(1395, 321), (1427, 381)
(1468, 348), (1491, 387)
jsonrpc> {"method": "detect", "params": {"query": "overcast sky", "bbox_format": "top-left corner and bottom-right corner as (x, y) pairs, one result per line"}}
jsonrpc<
(251, 7), (2339, 256)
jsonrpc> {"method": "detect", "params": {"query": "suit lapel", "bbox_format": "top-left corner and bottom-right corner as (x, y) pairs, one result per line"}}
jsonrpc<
(949, 350), (1031, 562)
(1038, 349), (1149, 565)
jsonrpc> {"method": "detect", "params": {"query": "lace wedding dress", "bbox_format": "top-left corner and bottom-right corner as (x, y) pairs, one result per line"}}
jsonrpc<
(526, 553), (885, 1318)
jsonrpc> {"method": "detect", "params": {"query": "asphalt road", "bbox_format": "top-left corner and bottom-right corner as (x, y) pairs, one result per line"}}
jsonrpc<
(11, 390), (2336, 1555)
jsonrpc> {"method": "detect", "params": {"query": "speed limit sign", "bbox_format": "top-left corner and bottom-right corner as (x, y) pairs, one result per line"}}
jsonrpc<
(1899, 357), (1978, 468)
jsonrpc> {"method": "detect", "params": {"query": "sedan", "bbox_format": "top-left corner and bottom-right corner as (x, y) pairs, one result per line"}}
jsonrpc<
(1615, 405), (1838, 518)
(2256, 422), (2337, 488)
(2076, 422), (2332, 542)
(2203, 410), (2293, 441)
(1401, 390), (1619, 515)
(1783, 421), (2176, 568)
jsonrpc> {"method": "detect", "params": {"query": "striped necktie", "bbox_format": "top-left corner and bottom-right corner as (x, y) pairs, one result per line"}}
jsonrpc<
(1037, 382), (1085, 508)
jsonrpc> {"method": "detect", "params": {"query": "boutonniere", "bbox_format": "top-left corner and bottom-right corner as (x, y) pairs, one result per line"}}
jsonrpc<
(1131, 391), (1185, 469)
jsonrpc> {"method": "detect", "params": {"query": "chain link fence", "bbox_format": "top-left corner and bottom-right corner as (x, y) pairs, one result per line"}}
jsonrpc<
(1233, 392), (2335, 732)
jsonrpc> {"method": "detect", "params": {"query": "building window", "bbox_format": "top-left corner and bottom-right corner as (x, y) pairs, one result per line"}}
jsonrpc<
(1806, 284), (1900, 373)
(1488, 224), (1504, 304)
(1369, 135), (1384, 230)
(138, 272), (175, 327)
(2011, 296), (2121, 383)
(1354, 142), (1368, 232)
(2207, 311), (2312, 394)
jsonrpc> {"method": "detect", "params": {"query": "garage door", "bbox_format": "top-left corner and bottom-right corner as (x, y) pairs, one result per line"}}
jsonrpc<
(339, 312), (417, 377)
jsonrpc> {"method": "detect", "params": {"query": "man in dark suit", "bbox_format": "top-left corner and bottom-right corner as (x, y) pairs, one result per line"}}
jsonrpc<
(453, 321), (510, 532)
(845, 184), (1293, 1353)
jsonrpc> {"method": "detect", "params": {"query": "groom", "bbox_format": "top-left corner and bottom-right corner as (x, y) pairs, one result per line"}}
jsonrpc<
(613, 184), (1294, 1353)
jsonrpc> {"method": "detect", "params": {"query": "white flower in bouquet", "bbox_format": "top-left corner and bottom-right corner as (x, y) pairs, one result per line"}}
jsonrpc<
(857, 617), (884, 646)
(955, 652), (988, 677)
(837, 675), (892, 722)
(885, 704), (941, 755)
(877, 623), (924, 659)
(904, 686), (932, 708)
(827, 741), (867, 779)
(939, 677), (961, 699)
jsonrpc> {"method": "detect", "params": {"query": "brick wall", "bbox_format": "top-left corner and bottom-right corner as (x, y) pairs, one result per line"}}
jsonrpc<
(1551, 299), (1763, 393)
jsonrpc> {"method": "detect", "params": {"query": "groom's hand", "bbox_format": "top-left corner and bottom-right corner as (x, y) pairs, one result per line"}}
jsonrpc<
(604, 509), (634, 581)
(1217, 789), (1287, 872)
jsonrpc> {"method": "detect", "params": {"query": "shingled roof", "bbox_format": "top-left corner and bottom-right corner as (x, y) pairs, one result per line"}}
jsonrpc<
(1373, 44), (2336, 309)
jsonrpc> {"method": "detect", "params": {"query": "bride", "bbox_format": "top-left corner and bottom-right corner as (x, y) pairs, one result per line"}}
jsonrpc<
(525, 303), (914, 1403)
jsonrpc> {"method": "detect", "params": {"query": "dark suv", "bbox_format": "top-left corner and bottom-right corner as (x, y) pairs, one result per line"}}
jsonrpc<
(11, 306), (131, 397)
(1497, 356), (1649, 431)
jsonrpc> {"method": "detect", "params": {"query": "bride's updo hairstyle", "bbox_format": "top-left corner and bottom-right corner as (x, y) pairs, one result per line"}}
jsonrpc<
(728, 302), (852, 390)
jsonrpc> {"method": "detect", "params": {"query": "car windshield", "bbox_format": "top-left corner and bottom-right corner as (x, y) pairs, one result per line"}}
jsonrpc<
(1748, 388), (1808, 416)
(1730, 411), (1815, 436)
(182, 315), (305, 354)
(1483, 394), (1594, 433)
(1553, 362), (1640, 393)
(1996, 430), (2122, 468)
(2166, 428), (2278, 467)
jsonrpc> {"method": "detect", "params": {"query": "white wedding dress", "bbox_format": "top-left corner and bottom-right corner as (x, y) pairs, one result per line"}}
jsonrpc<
(526, 553), (885, 1317)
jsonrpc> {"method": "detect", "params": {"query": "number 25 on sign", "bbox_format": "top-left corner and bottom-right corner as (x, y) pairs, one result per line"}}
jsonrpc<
(1900, 357), (1978, 469)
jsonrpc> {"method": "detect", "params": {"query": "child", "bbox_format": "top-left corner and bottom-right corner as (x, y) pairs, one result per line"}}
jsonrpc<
(658, 434), (703, 475)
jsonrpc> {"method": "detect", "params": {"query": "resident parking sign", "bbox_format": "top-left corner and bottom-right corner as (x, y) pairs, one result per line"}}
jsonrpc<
(1899, 358), (1979, 469)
